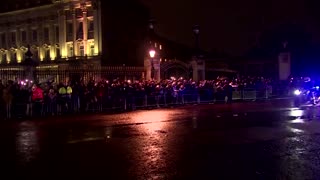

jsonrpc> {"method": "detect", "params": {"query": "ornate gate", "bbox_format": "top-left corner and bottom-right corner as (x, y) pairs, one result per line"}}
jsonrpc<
(160, 60), (190, 80)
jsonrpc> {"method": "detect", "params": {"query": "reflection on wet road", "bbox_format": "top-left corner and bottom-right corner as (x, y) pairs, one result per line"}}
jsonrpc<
(2, 101), (320, 179)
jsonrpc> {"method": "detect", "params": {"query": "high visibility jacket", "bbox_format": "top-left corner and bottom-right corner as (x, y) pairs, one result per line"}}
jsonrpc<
(66, 86), (72, 94)
(58, 87), (66, 95)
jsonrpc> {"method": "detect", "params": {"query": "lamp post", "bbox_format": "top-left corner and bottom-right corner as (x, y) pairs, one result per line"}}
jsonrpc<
(123, 64), (126, 81)
(21, 45), (38, 82)
(149, 49), (156, 80)
(193, 25), (200, 57)
(149, 19), (155, 31)
(189, 65), (193, 79)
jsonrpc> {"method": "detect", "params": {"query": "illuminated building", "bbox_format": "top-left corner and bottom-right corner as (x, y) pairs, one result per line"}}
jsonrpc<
(0, 0), (102, 63)
(0, 0), (213, 82)
(0, 0), (148, 82)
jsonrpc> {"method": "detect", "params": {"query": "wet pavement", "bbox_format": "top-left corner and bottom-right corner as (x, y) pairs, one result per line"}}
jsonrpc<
(2, 99), (320, 179)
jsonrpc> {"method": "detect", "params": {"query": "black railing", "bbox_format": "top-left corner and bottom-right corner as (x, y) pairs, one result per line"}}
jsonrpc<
(0, 88), (279, 120)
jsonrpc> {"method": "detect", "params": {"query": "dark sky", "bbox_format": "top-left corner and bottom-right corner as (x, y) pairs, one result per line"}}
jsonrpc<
(140, 0), (320, 56)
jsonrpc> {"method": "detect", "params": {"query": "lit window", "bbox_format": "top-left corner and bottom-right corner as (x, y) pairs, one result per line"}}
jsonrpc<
(90, 45), (94, 56)
(68, 46), (73, 57)
(89, 21), (94, 32)
(88, 21), (94, 39)
(79, 45), (84, 56)
(155, 43), (157, 48)
(76, 22), (83, 40)
(159, 44), (162, 50)
(66, 22), (73, 41)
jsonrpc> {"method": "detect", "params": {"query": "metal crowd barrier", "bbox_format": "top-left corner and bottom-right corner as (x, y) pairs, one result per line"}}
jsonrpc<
(0, 89), (274, 120)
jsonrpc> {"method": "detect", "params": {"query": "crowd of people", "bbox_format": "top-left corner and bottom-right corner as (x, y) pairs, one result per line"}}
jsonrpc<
(0, 76), (275, 120)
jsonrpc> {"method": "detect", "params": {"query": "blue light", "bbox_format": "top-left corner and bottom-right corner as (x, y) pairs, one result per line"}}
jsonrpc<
(294, 90), (301, 95)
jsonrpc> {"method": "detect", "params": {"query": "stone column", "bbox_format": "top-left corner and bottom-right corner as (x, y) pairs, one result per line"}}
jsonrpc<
(82, 5), (88, 56)
(24, 46), (36, 82)
(278, 42), (291, 81)
(72, 8), (77, 56)
(144, 57), (160, 81)
(154, 59), (161, 82)
(191, 59), (198, 82)
(49, 22), (54, 60)
(5, 31), (8, 63)
(58, 10), (67, 58)
(37, 18), (44, 61)
(12, 31), (18, 64)
(144, 58), (151, 80)
(200, 60), (206, 81)
(93, 0), (101, 55)
(191, 57), (206, 82)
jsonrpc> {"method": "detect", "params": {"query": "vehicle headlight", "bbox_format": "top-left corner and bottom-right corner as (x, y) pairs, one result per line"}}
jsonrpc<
(294, 89), (301, 95)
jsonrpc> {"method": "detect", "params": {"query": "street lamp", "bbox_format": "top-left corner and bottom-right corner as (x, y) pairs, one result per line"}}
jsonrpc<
(189, 65), (193, 79)
(193, 25), (200, 57)
(21, 45), (38, 82)
(123, 64), (126, 81)
(149, 50), (155, 58)
(149, 19), (155, 31)
(149, 49), (156, 80)
(193, 25), (200, 35)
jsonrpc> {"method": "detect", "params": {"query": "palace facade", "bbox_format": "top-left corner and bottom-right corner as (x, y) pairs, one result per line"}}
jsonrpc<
(0, 0), (149, 82)
(0, 0), (209, 82)
(0, 0), (102, 64)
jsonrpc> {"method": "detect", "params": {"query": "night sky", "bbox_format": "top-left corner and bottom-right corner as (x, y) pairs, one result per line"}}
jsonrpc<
(140, 0), (320, 57)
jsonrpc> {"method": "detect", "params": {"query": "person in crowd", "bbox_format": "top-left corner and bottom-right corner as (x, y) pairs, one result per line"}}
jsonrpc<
(224, 81), (233, 104)
(58, 83), (67, 114)
(3, 81), (13, 119)
(32, 84), (44, 117)
(0, 75), (276, 119)
(66, 83), (73, 113)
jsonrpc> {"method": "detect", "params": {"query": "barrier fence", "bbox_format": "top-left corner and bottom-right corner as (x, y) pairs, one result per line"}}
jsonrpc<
(0, 66), (145, 84)
(0, 89), (282, 120)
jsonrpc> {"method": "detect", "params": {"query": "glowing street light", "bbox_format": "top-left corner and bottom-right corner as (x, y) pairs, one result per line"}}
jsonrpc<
(149, 50), (156, 58)
(193, 25), (200, 57)
(193, 25), (200, 35)
(149, 50), (156, 80)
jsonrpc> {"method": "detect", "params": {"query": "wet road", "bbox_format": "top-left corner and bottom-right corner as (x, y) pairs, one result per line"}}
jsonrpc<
(2, 100), (320, 179)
